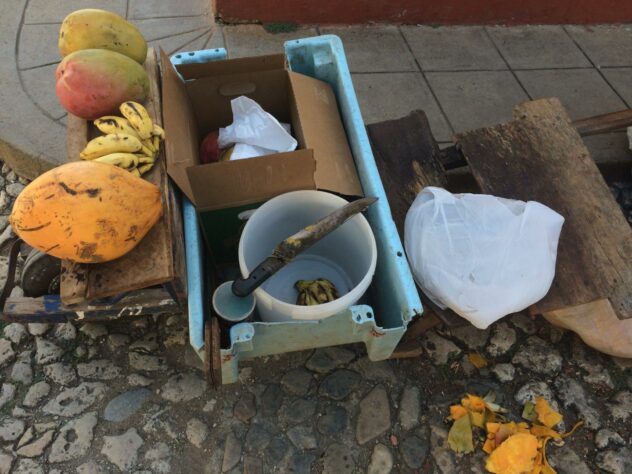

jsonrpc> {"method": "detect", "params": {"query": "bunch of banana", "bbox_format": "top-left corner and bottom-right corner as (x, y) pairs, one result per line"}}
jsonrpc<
(80, 101), (165, 177)
(295, 279), (339, 306)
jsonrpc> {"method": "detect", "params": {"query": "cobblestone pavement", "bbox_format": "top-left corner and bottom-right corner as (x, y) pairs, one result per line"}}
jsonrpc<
(1, 164), (631, 474)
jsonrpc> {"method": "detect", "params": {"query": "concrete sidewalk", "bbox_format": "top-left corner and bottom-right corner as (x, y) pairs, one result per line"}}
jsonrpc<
(2, 10), (632, 177)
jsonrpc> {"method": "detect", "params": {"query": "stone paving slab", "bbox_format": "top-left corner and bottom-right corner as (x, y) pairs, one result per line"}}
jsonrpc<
(601, 67), (632, 105)
(223, 24), (318, 58)
(320, 25), (418, 73)
(20, 64), (66, 121)
(133, 16), (211, 42)
(426, 70), (529, 132)
(128, 0), (211, 20)
(565, 25), (632, 67)
(18, 24), (61, 70)
(24, 0), (126, 24)
(353, 72), (452, 141)
(486, 25), (592, 69)
(583, 133), (631, 166)
(147, 28), (212, 56)
(515, 68), (626, 119)
(401, 26), (506, 71)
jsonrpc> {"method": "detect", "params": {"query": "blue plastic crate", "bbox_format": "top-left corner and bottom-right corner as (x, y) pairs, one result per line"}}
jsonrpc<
(172, 36), (423, 384)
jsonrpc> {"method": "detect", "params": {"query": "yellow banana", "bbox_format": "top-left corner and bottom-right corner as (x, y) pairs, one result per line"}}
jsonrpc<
(120, 101), (153, 139)
(138, 155), (155, 164)
(130, 168), (142, 177)
(152, 136), (160, 152)
(305, 291), (318, 306)
(221, 145), (235, 161)
(151, 123), (165, 139)
(142, 138), (156, 153)
(93, 153), (139, 169)
(80, 133), (143, 160)
(141, 145), (155, 157)
(296, 291), (306, 305)
(317, 279), (338, 301)
(295, 278), (338, 305)
(93, 116), (140, 139)
(138, 163), (154, 175)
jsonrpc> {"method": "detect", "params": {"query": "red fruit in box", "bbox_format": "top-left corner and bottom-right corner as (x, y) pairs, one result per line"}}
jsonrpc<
(200, 131), (220, 164)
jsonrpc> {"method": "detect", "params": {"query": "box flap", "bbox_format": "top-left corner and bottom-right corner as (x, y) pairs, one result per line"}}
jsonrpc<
(160, 49), (199, 202)
(175, 54), (287, 81)
(186, 149), (316, 211)
(289, 71), (364, 197)
(185, 69), (290, 136)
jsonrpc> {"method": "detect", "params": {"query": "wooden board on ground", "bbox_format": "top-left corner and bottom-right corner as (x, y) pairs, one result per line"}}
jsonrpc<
(456, 98), (632, 320)
(367, 110), (446, 237)
(367, 110), (465, 336)
(61, 48), (186, 305)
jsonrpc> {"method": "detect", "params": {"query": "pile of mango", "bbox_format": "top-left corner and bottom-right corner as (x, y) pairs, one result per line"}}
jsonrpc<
(56, 9), (149, 120)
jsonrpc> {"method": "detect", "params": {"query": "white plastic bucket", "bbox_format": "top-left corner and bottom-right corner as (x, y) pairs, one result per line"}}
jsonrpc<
(238, 190), (377, 322)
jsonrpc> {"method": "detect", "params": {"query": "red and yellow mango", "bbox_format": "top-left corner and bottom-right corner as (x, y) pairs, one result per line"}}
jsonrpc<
(55, 49), (149, 120)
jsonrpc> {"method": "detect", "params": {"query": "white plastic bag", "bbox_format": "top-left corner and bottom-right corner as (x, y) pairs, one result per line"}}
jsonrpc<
(404, 187), (564, 329)
(218, 96), (297, 159)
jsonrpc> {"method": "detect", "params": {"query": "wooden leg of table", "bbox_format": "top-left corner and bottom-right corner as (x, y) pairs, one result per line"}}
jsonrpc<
(389, 311), (443, 360)
(205, 318), (222, 389)
(389, 339), (424, 359)
(402, 311), (442, 342)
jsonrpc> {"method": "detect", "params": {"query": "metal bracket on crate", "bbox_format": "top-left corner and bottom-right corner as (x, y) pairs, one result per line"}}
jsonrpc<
(219, 304), (406, 384)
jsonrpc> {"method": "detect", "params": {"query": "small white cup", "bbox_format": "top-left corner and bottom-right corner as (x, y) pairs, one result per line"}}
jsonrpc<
(212, 281), (256, 323)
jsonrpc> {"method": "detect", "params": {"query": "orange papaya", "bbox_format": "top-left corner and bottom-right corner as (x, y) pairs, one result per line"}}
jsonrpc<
(9, 161), (162, 263)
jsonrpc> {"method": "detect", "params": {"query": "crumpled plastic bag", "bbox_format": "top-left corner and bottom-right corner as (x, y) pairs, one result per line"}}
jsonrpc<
(404, 187), (564, 329)
(218, 96), (297, 160)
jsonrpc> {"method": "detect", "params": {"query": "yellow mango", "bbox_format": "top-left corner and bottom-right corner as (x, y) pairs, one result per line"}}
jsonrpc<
(59, 9), (147, 64)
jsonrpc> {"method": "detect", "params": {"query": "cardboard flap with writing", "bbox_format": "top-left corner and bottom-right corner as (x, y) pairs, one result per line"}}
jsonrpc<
(185, 69), (290, 136)
(289, 71), (363, 197)
(160, 49), (199, 202)
(186, 149), (316, 211)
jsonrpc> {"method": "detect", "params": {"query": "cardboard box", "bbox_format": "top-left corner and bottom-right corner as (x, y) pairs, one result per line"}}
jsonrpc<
(161, 50), (363, 261)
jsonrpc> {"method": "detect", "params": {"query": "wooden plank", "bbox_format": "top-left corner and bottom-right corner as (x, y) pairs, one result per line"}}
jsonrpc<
(456, 98), (632, 320)
(205, 318), (222, 388)
(168, 182), (187, 304)
(389, 339), (424, 359)
(401, 311), (442, 342)
(440, 109), (632, 173)
(367, 110), (446, 237)
(61, 48), (182, 304)
(3, 288), (179, 323)
(573, 109), (632, 136)
(367, 110), (466, 330)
